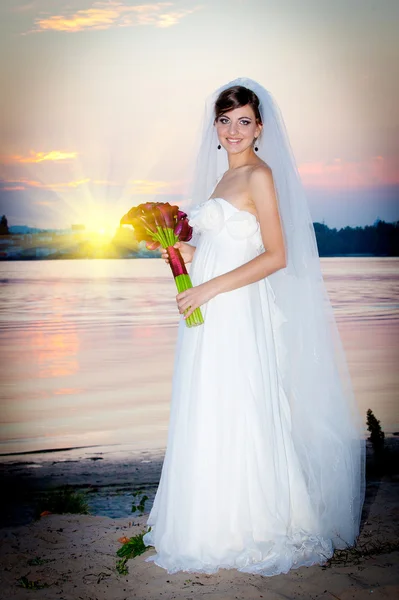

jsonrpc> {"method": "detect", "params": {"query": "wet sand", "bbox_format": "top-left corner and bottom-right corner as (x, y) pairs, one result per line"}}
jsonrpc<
(0, 478), (398, 599)
(0, 440), (398, 599)
(0, 444), (165, 528)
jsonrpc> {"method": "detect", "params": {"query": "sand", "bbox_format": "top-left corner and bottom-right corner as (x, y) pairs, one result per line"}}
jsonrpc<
(0, 474), (398, 600)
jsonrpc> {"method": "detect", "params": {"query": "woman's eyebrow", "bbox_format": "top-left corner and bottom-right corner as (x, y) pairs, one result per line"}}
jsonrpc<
(220, 115), (253, 120)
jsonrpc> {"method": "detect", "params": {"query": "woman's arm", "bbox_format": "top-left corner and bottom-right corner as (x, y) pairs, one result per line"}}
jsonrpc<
(212, 166), (286, 295)
(176, 166), (286, 319)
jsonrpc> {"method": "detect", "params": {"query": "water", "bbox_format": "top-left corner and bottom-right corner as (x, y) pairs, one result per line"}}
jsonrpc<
(0, 258), (398, 457)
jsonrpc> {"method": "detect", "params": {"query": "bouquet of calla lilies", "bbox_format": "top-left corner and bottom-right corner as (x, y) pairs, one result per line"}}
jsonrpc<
(120, 202), (204, 328)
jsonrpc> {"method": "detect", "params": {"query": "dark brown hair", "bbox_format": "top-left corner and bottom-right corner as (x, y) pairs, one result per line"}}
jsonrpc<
(214, 85), (263, 125)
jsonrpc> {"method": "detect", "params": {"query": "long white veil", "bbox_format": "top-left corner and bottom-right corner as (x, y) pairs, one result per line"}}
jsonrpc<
(186, 77), (366, 548)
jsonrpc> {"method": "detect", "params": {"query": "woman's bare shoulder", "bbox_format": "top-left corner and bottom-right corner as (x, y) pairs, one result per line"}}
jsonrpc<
(249, 161), (272, 179)
(247, 163), (277, 211)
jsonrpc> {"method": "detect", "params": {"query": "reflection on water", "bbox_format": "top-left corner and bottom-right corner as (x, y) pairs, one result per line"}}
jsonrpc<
(322, 257), (399, 322)
(34, 321), (80, 380)
(0, 258), (398, 455)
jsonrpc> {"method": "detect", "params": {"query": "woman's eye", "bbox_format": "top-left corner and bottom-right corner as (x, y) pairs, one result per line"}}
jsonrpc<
(218, 118), (250, 126)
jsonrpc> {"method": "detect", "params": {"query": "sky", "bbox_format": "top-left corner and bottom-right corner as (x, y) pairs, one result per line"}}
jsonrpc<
(0, 0), (398, 231)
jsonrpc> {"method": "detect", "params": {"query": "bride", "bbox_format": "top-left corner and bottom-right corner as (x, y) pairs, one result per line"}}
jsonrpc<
(142, 77), (366, 576)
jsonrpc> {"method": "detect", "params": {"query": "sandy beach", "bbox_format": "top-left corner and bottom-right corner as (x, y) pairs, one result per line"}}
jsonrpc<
(1, 441), (398, 600)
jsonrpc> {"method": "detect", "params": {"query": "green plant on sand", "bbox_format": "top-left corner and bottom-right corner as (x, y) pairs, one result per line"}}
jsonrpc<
(131, 491), (148, 515)
(17, 576), (49, 589)
(116, 529), (151, 575)
(35, 485), (90, 518)
(27, 557), (54, 566)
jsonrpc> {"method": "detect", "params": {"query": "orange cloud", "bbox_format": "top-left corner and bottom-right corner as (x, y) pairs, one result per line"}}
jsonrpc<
(2, 186), (26, 191)
(298, 156), (399, 188)
(13, 2), (39, 13)
(129, 179), (177, 194)
(92, 179), (121, 186)
(1, 177), (90, 191)
(33, 1), (201, 32)
(1, 150), (78, 164)
(1, 177), (183, 194)
(59, 178), (90, 189)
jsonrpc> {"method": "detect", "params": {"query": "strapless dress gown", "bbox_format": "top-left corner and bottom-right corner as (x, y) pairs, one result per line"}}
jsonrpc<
(142, 196), (334, 575)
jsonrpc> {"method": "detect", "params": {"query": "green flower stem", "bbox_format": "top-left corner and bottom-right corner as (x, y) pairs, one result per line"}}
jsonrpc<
(165, 226), (172, 246)
(141, 228), (203, 327)
(174, 273), (204, 328)
(146, 227), (179, 248)
(170, 228), (179, 246)
(144, 228), (162, 244)
(165, 227), (177, 247)
(156, 226), (167, 246)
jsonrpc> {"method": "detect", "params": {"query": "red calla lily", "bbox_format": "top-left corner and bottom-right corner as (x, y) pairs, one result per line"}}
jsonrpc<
(157, 203), (179, 229)
(174, 218), (192, 241)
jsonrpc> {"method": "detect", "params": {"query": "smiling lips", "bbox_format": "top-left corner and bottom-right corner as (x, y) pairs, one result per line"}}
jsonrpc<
(226, 138), (242, 144)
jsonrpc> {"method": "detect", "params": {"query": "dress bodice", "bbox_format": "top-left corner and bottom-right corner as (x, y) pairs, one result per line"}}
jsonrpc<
(188, 197), (265, 255)
(187, 195), (286, 329)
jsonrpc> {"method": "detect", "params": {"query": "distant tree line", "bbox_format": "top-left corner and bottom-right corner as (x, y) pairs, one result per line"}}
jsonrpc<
(313, 219), (398, 256)
(0, 215), (9, 235)
(1, 214), (398, 256)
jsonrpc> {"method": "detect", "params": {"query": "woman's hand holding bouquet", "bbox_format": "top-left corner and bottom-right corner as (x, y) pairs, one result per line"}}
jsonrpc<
(120, 202), (204, 328)
(160, 241), (196, 265)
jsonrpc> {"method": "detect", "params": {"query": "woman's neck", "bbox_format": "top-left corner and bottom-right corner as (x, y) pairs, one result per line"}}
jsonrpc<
(227, 148), (259, 170)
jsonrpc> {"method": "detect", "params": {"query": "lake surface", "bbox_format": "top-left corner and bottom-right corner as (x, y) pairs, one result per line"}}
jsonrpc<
(0, 258), (398, 457)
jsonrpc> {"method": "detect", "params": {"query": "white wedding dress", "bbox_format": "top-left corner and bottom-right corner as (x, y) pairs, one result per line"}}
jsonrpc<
(142, 196), (336, 575)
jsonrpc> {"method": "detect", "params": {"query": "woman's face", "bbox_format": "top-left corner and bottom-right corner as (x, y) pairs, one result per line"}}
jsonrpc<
(214, 104), (262, 154)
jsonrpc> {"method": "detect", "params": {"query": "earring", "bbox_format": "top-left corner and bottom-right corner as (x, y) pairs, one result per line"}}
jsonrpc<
(254, 138), (259, 152)
(217, 144), (221, 150)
